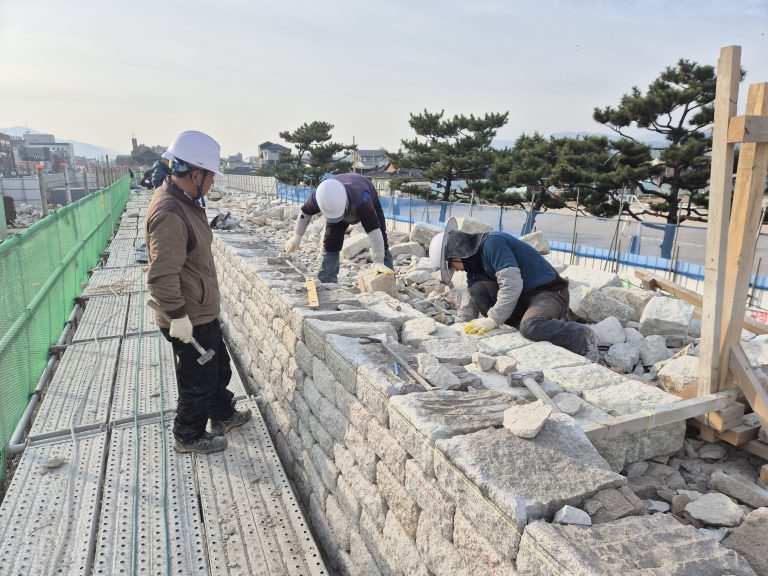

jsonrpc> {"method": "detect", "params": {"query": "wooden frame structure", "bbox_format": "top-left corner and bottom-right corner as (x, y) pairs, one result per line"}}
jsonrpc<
(580, 46), (768, 451)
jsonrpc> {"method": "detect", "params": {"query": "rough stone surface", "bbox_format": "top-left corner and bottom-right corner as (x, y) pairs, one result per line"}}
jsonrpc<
(628, 462), (687, 499)
(604, 342), (641, 373)
(685, 493), (745, 527)
(639, 296), (694, 336)
(410, 222), (443, 246)
(569, 285), (634, 324)
(657, 355), (700, 393)
(517, 514), (757, 576)
(478, 331), (531, 355)
(723, 507), (768, 576)
(562, 266), (623, 290)
(543, 363), (627, 395)
(472, 351), (497, 371)
(401, 316), (437, 347)
(711, 471), (768, 509)
(552, 393), (583, 416)
(455, 216), (494, 234)
(358, 268), (397, 298)
(341, 232), (371, 259)
(640, 334), (672, 366)
(592, 316), (626, 346)
(422, 336), (479, 365)
(520, 230), (550, 254)
(602, 287), (658, 321)
(583, 380), (680, 416)
(507, 341), (590, 371)
(495, 356), (518, 375)
(503, 400), (553, 438)
(416, 353), (462, 390)
(584, 485), (645, 523)
(435, 415), (625, 528)
(389, 241), (425, 258)
(553, 505), (592, 526)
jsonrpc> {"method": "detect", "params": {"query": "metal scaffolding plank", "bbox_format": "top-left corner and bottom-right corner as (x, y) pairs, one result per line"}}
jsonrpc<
(113, 229), (140, 240)
(106, 237), (137, 251)
(82, 267), (145, 297)
(104, 246), (142, 269)
(126, 293), (160, 336)
(196, 399), (327, 576)
(72, 295), (128, 343)
(111, 333), (177, 423)
(29, 339), (119, 439)
(0, 431), (107, 575)
(93, 421), (208, 575)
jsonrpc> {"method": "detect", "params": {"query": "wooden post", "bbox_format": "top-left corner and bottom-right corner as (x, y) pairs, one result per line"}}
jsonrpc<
(719, 83), (768, 389)
(699, 45), (741, 395)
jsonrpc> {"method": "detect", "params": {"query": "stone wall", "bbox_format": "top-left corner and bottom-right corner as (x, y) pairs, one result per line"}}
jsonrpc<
(212, 233), (640, 575)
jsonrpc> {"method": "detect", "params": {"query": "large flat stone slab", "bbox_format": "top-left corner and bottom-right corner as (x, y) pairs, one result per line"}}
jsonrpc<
(477, 331), (532, 355)
(507, 341), (590, 371)
(582, 380), (680, 416)
(435, 415), (624, 529)
(422, 336), (480, 365)
(517, 514), (757, 576)
(543, 363), (627, 395)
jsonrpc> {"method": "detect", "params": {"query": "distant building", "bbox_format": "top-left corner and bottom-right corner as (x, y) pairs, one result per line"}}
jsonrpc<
(258, 141), (290, 167)
(0, 132), (16, 176)
(17, 132), (75, 170)
(352, 148), (388, 170)
(116, 138), (164, 167)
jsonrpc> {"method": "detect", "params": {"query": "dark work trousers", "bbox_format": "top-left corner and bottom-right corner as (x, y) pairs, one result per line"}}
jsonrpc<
(319, 199), (393, 283)
(469, 277), (592, 355)
(161, 318), (234, 442)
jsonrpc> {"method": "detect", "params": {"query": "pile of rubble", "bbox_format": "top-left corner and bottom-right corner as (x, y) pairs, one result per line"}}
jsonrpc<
(209, 187), (768, 575)
(7, 203), (43, 229)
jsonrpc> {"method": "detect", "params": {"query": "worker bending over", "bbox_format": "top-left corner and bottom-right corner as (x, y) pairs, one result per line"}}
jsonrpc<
(284, 173), (393, 283)
(429, 217), (598, 361)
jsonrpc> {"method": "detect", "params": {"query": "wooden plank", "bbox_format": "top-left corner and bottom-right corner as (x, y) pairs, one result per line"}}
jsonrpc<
(742, 440), (768, 460)
(699, 46), (742, 395)
(634, 270), (767, 335)
(704, 402), (745, 432)
(719, 83), (768, 389)
(729, 344), (768, 429)
(728, 115), (768, 143)
(583, 390), (735, 442)
(689, 417), (760, 446)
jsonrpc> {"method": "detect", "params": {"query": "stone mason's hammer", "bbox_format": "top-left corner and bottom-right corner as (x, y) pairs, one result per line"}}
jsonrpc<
(147, 300), (215, 365)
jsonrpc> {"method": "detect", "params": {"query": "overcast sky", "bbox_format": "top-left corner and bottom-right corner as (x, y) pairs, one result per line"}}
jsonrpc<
(0, 0), (765, 157)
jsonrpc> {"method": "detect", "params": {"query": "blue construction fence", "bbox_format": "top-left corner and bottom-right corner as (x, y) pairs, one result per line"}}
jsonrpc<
(275, 182), (768, 292)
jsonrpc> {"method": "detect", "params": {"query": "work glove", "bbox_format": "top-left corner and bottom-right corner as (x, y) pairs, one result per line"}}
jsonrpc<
(464, 317), (498, 335)
(372, 263), (394, 276)
(169, 316), (194, 343)
(285, 235), (302, 254)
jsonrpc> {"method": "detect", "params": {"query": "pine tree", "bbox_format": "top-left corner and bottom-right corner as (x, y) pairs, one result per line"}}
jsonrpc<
(273, 122), (355, 186)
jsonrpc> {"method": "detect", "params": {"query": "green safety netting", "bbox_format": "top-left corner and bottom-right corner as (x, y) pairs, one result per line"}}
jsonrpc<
(0, 177), (130, 481)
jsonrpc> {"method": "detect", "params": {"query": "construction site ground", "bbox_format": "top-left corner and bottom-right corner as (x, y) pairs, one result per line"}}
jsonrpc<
(0, 196), (328, 575)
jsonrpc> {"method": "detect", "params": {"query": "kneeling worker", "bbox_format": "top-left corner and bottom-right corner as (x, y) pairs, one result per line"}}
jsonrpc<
(146, 130), (251, 454)
(284, 173), (394, 283)
(429, 218), (598, 361)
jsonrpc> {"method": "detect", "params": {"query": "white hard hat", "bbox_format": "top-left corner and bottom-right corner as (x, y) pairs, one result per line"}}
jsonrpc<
(316, 179), (348, 222)
(428, 218), (459, 283)
(166, 130), (222, 175)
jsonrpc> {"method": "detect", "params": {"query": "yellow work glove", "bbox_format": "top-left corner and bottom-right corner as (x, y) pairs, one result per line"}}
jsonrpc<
(464, 317), (497, 335)
(284, 235), (302, 254)
(372, 263), (394, 276)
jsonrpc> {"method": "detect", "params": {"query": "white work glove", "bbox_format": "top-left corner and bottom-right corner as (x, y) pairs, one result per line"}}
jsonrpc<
(372, 263), (394, 276)
(464, 317), (498, 335)
(285, 235), (302, 254)
(169, 316), (193, 343)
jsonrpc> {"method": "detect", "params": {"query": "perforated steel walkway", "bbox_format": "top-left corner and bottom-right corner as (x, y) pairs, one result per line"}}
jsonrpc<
(0, 194), (327, 575)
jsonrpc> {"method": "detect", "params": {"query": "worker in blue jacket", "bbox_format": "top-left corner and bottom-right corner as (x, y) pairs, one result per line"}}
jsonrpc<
(429, 217), (598, 361)
(284, 173), (393, 283)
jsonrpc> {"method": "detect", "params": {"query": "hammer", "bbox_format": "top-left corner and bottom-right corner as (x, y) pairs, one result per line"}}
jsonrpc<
(147, 300), (215, 365)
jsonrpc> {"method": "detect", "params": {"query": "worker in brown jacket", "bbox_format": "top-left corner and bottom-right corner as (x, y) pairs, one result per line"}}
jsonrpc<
(145, 130), (251, 454)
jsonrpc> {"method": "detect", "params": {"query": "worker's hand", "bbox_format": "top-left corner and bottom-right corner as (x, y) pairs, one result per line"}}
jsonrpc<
(464, 317), (498, 335)
(169, 316), (193, 343)
(285, 235), (302, 254)
(372, 263), (394, 276)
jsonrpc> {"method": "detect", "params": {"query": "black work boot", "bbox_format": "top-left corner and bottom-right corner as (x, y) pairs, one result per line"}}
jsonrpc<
(174, 432), (227, 454)
(210, 408), (253, 436)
